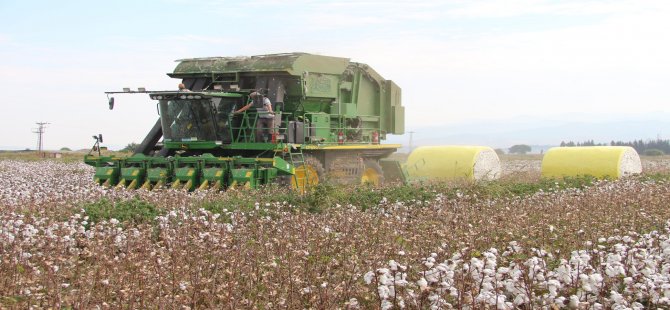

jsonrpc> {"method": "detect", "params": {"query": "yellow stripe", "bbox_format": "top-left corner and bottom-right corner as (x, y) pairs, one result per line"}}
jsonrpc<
(302, 144), (402, 150)
(198, 180), (209, 190)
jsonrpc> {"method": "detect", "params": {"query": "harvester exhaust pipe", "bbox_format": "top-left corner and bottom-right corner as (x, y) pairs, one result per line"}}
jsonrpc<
(135, 118), (163, 155)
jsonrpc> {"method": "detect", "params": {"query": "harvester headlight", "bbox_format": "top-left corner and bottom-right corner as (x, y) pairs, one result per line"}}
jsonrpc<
(187, 95), (194, 99)
(179, 95), (187, 99)
(156, 95), (163, 100)
(194, 95), (201, 99)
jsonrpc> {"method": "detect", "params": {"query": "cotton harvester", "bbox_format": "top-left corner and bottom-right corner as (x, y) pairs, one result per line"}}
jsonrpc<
(85, 53), (410, 191)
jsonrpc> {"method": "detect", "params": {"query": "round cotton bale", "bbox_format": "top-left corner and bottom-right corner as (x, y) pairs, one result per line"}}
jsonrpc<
(541, 146), (642, 179)
(405, 146), (501, 181)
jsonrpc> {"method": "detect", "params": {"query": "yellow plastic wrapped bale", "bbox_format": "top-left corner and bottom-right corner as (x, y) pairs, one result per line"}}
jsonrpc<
(541, 146), (641, 179)
(405, 146), (501, 181)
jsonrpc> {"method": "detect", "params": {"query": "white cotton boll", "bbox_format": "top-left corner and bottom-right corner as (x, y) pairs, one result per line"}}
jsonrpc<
(481, 282), (494, 292)
(389, 260), (398, 271)
(513, 294), (527, 305)
(380, 300), (393, 310)
(378, 285), (390, 299)
(590, 274), (603, 285)
(547, 279), (561, 297)
(554, 296), (566, 305)
(346, 298), (360, 309)
(610, 290), (626, 305)
(109, 218), (119, 225)
(631, 302), (644, 310)
(417, 278), (428, 290)
(569, 295), (580, 308)
(379, 274), (393, 286)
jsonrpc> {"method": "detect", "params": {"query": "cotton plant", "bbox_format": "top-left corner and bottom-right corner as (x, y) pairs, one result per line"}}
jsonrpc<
(363, 222), (670, 308)
(3, 159), (670, 308)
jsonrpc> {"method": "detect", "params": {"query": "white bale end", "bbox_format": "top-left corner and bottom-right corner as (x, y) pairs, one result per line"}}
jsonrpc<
(473, 148), (502, 181)
(618, 147), (642, 177)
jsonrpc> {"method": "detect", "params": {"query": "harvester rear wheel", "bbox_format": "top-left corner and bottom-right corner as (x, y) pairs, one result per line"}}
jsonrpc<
(292, 155), (324, 193)
(360, 160), (384, 186)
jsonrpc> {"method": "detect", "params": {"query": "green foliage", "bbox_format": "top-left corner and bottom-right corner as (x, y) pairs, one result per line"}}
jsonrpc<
(82, 198), (162, 226)
(640, 172), (670, 182)
(193, 176), (598, 216)
(509, 144), (532, 154)
(643, 148), (665, 156)
(121, 142), (139, 152)
(494, 148), (506, 156)
(60, 147), (72, 151)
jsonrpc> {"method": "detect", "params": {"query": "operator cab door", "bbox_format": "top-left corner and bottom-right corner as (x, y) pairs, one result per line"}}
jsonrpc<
(212, 96), (245, 144)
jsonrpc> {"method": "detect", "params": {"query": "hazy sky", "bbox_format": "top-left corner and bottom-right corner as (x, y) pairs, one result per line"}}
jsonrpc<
(1, 0), (669, 150)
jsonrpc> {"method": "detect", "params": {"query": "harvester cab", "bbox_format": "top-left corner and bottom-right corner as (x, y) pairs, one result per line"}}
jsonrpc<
(152, 92), (242, 148)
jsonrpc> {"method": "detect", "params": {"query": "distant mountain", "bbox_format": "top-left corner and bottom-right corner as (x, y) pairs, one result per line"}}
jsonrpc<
(388, 112), (670, 153)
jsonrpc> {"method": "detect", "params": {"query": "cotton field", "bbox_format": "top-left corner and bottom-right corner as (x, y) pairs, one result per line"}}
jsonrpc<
(2, 158), (670, 308)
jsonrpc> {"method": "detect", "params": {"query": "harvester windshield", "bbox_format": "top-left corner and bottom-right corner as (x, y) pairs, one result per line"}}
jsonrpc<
(159, 96), (240, 143)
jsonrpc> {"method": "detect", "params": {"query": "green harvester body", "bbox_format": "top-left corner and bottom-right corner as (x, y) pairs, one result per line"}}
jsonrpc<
(85, 53), (406, 190)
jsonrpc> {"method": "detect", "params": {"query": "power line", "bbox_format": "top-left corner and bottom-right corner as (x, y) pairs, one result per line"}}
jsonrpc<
(32, 122), (50, 152)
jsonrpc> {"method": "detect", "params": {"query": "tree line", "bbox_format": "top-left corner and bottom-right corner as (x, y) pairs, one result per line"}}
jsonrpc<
(560, 139), (670, 155)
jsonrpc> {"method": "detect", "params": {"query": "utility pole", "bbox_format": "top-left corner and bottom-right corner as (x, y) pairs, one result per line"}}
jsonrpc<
(33, 122), (50, 154)
(408, 131), (415, 153)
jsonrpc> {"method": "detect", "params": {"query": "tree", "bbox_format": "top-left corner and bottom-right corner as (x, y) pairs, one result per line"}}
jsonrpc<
(494, 148), (506, 156)
(60, 147), (72, 151)
(643, 149), (665, 156)
(508, 144), (532, 155)
(121, 142), (139, 153)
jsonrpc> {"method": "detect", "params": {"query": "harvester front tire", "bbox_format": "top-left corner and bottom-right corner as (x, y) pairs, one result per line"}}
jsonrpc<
(292, 155), (324, 193)
(360, 160), (384, 186)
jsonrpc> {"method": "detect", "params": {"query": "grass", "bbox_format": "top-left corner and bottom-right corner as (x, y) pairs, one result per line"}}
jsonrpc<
(187, 174), (601, 215)
(82, 198), (163, 226)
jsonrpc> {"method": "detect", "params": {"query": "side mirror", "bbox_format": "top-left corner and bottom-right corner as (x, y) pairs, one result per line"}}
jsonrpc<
(98, 134), (103, 143)
(108, 97), (115, 110)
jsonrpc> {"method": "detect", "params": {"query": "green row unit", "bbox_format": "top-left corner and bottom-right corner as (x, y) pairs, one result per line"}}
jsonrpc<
(85, 153), (294, 190)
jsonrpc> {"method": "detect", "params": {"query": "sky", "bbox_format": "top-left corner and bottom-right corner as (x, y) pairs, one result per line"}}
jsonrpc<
(1, 0), (669, 150)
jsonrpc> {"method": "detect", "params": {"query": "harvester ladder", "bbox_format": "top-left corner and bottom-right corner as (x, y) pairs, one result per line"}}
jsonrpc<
(287, 145), (310, 193)
(233, 112), (258, 143)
